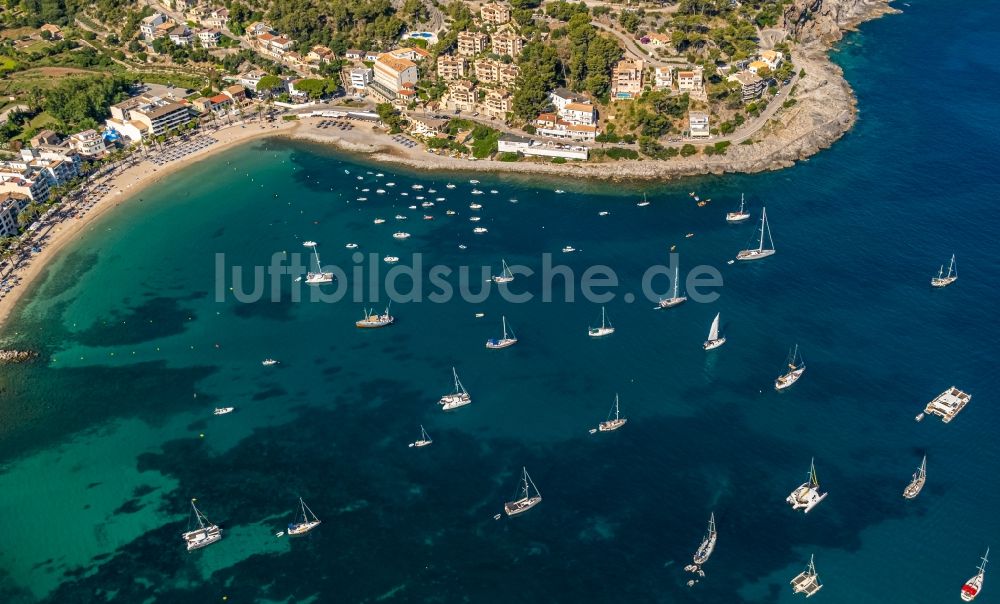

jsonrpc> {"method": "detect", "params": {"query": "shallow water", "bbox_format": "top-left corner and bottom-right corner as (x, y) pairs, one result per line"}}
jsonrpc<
(1, 3), (999, 602)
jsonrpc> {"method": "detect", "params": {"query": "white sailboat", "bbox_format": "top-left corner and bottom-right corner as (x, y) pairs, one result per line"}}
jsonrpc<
(931, 254), (958, 287)
(588, 306), (615, 337)
(182, 499), (222, 551)
(693, 512), (717, 565)
(658, 264), (688, 308)
(504, 467), (542, 516)
(726, 193), (751, 223)
(962, 548), (989, 602)
(790, 554), (823, 597)
(637, 193), (650, 207)
(409, 425), (433, 448)
(596, 394), (627, 432)
(287, 497), (321, 535)
(492, 259), (514, 283)
(736, 207), (775, 261)
(903, 454), (927, 499)
(355, 304), (394, 328)
(486, 315), (517, 349)
(302, 241), (334, 284)
(786, 458), (827, 513)
(213, 407), (234, 415)
(439, 367), (472, 410)
(702, 312), (726, 350)
(775, 344), (805, 390)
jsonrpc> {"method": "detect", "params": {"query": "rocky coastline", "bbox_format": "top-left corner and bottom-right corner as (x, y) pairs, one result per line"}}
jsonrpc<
(290, 0), (897, 182)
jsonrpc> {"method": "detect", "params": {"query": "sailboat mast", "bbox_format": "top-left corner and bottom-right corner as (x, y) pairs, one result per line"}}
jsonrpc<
(614, 394), (620, 420)
(673, 265), (680, 298)
(809, 458), (818, 487)
(191, 500), (205, 529)
(757, 208), (766, 251)
(740, 193), (745, 212)
(312, 246), (322, 272)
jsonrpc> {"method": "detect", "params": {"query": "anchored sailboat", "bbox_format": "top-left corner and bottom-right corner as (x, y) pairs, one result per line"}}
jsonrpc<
(903, 454), (927, 499)
(693, 512), (717, 565)
(182, 499), (222, 551)
(594, 394), (627, 432)
(658, 264), (687, 309)
(355, 303), (395, 328)
(931, 254), (958, 288)
(302, 241), (335, 284)
(726, 193), (751, 223)
(962, 548), (989, 602)
(790, 554), (823, 598)
(439, 367), (472, 411)
(775, 344), (805, 390)
(702, 312), (726, 350)
(409, 425), (433, 448)
(486, 316), (517, 349)
(588, 306), (615, 337)
(786, 458), (827, 513)
(736, 207), (775, 261)
(492, 259), (514, 283)
(504, 467), (542, 516)
(287, 497), (321, 535)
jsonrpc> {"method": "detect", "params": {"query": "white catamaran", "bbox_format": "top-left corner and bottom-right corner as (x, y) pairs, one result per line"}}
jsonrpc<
(786, 458), (828, 513)
(658, 264), (687, 309)
(790, 554), (823, 598)
(486, 316), (517, 349)
(726, 193), (751, 223)
(693, 512), (717, 565)
(302, 241), (335, 284)
(588, 306), (615, 337)
(595, 394), (627, 432)
(504, 467), (542, 516)
(287, 497), (321, 536)
(775, 344), (805, 390)
(492, 259), (514, 283)
(409, 425), (433, 448)
(962, 548), (989, 602)
(736, 207), (775, 261)
(931, 254), (958, 288)
(702, 312), (726, 350)
(182, 499), (222, 551)
(903, 454), (927, 499)
(439, 367), (472, 411)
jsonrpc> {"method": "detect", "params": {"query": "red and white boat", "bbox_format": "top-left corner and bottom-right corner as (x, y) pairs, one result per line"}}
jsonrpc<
(962, 548), (989, 602)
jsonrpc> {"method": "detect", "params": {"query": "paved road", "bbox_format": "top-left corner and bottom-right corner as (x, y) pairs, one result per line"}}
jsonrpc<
(0, 104), (28, 124)
(592, 21), (686, 69)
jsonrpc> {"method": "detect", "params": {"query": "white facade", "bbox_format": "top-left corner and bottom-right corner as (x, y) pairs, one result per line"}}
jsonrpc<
(70, 130), (107, 156)
(349, 67), (373, 90)
(689, 112), (710, 138)
(498, 136), (588, 160)
(654, 66), (672, 90)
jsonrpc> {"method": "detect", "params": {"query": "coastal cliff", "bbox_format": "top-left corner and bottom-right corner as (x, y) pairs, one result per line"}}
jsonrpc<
(784, 0), (900, 44)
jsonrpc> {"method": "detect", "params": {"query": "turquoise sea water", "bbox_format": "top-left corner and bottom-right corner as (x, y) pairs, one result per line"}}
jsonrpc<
(2, 3), (999, 602)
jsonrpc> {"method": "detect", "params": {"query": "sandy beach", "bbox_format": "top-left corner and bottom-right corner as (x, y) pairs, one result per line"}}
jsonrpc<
(0, 0), (892, 330)
(0, 119), (299, 328)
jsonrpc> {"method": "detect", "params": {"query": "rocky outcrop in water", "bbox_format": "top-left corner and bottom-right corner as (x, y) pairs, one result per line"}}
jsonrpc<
(0, 349), (38, 364)
(784, 0), (899, 44)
